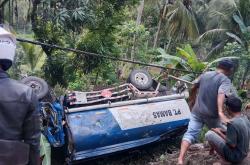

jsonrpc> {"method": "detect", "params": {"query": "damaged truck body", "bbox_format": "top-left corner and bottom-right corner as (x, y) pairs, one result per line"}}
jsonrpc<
(22, 70), (191, 164)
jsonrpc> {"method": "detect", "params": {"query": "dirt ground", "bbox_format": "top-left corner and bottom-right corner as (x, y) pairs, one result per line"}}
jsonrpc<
(148, 143), (218, 165)
(148, 142), (250, 165)
(80, 140), (222, 165)
(147, 107), (250, 165)
(86, 141), (250, 165)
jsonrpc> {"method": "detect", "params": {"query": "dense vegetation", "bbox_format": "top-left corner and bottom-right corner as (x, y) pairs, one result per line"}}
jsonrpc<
(1, 0), (249, 95)
(1, 1), (249, 164)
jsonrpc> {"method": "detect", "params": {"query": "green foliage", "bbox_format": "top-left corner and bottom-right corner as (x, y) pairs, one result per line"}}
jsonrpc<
(197, 29), (228, 43)
(221, 42), (246, 57)
(68, 73), (91, 91)
(205, 0), (237, 30)
(42, 50), (71, 87)
(220, 42), (250, 88)
(239, 0), (250, 26)
(176, 44), (206, 72)
(75, 30), (118, 73)
(4, 0), (249, 92)
(53, 84), (66, 97)
(158, 44), (206, 73)
(20, 43), (44, 72)
(198, 126), (209, 143)
(157, 48), (187, 69)
(166, 0), (199, 41)
(29, 0), (138, 87)
(116, 20), (150, 61)
(233, 14), (247, 33)
(238, 89), (247, 99)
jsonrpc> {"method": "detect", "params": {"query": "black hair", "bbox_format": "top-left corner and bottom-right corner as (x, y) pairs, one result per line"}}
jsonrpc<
(217, 59), (234, 71)
(225, 96), (242, 112)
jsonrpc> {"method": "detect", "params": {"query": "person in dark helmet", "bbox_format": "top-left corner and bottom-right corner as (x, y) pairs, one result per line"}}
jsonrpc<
(205, 96), (250, 163)
(0, 27), (40, 165)
(177, 59), (235, 165)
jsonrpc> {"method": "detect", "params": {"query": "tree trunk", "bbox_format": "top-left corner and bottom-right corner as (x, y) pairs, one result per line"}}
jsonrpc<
(8, 0), (10, 25)
(31, 0), (40, 32)
(0, 6), (4, 24)
(94, 71), (99, 85)
(14, 0), (18, 26)
(0, 0), (10, 23)
(241, 60), (250, 89)
(130, 0), (144, 60)
(31, 0), (52, 55)
(136, 0), (144, 25)
(153, 0), (169, 49)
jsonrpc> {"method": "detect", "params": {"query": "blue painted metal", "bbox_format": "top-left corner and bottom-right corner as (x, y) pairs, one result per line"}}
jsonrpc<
(41, 102), (65, 147)
(66, 100), (190, 161)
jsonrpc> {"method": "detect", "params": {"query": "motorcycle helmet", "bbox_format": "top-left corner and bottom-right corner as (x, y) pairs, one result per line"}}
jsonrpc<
(0, 27), (16, 71)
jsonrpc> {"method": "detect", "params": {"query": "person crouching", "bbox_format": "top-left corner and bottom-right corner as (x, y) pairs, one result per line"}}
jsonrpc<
(205, 96), (250, 163)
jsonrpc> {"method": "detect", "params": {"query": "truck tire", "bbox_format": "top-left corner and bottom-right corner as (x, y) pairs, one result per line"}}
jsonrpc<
(20, 76), (49, 100)
(128, 69), (153, 90)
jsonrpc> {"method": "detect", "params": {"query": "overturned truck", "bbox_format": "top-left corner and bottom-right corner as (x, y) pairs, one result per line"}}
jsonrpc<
(21, 69), (191, 164)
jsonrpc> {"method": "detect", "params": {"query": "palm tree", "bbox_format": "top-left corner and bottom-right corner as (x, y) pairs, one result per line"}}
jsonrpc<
(20, 43), (44, 73)
(196, 0), (250, 58)
(158, 44), (239, 81)
(165, 0), (199, 42)
(147, 0), (199, 49)
(195, 0), (250, 88)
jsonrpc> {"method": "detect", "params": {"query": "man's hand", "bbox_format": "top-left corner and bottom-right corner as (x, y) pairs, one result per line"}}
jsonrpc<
(246, 103), (250, 110)
(211, 128), (225, 134)
(211, 128), (226, 140)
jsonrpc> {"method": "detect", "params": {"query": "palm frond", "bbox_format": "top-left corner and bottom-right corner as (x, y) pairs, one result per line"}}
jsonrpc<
(21, 43), (44, 72)
(205, 41), (227, 60)
(197, 29), (228, 43)
(166, 0), (199, 40)
(233, 14), (247, 33)
(205, 0), (237, 30)
(206, 56), (240, 69)
(226, 32), (244, 46)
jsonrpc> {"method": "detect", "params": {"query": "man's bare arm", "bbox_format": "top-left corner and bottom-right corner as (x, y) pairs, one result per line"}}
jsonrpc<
(211, 128), (226, 140)
(217, 93), (230, 123)
(188, 84), (199, 109)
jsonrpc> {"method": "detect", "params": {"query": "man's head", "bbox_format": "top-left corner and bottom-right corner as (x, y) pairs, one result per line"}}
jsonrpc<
(217, 59), (234, 76)
(0, 27), (16, 71)
(225, 96), (242, 114)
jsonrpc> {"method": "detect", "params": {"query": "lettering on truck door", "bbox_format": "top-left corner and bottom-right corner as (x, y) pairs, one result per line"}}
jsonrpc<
(109, 99), (190, 130)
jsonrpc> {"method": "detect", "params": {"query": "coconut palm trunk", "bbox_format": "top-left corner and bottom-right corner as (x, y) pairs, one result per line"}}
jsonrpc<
(131, 0), (144, 60)
(153, 0), (169, 48)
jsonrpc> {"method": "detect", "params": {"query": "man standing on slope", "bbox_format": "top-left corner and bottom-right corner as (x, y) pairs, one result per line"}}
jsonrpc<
(0, 27), (40, 165)
(177, 59), (234, 165)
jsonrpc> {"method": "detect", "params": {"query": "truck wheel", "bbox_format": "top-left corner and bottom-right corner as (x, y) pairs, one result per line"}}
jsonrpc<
(128, 69), (153, 90)
(20, 76), (49, 99)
